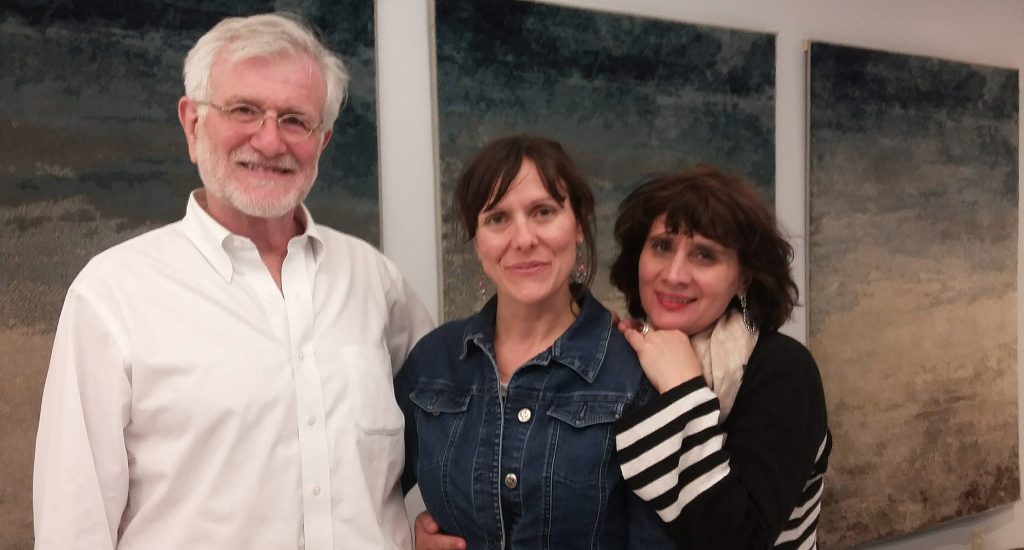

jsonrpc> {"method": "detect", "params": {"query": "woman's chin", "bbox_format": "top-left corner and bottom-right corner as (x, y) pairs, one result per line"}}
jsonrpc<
(646, 315), (707, 336)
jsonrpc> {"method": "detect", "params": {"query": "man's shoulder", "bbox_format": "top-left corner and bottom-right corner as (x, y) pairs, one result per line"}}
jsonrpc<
(315, 224), (374, 250)
(314, 224), (393, 265)
(312, 224), (410, 294)
(77, 221), (186, 283)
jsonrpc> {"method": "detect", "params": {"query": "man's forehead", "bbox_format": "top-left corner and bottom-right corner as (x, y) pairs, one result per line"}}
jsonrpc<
(214, 48), (319, 73)
(209, 51), (326, 103)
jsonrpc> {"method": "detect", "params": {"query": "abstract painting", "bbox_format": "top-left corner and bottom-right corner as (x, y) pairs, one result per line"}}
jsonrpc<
(808, 42), (1019, 548)
(0, 2), (377, 546)
(436, 0), (775, 319)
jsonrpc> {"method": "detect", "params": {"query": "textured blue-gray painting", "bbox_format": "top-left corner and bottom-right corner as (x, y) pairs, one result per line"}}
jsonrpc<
(436, 0), (775, 319)
(0, 2), (376, 545)
(808, 43), (1019, 548)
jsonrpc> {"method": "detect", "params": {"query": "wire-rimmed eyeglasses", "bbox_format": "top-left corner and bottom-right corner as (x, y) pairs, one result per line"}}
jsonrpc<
(195, 100), (322, 142)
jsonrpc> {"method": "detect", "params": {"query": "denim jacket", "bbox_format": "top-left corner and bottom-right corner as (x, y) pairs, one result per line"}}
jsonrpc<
(395, 292), (674, 549)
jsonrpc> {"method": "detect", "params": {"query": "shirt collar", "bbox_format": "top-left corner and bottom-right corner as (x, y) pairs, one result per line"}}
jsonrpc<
(461, 291), (612, 383)
(300, 207), (327, 268)
(181, 189), (327, 281)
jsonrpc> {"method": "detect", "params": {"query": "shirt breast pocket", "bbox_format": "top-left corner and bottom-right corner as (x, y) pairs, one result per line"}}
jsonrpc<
(346, 345), (405, 436)
(546, 397), (626, 486)
(409, 386), (472, 468)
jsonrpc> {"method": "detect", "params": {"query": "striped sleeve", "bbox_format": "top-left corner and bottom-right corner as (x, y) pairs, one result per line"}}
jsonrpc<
(774, 431), (831, 550)
(615, 377), (729, 523)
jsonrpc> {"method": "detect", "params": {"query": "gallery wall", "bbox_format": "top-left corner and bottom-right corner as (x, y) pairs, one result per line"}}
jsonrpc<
(376, 0), (1024, 548)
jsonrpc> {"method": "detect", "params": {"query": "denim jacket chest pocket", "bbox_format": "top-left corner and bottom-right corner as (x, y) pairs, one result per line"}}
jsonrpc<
(409, 386), (473, 468)
(545, 397), (626, 487)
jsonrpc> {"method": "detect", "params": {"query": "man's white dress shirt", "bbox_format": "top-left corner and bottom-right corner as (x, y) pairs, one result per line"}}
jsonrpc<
(34, 191), (434, 550)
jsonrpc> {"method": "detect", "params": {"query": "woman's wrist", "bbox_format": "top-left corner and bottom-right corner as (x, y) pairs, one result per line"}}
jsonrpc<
(656, 372), (705, 394)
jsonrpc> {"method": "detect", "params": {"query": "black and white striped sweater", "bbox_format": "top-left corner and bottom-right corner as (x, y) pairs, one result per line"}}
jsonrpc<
(615, 331), (831, 550)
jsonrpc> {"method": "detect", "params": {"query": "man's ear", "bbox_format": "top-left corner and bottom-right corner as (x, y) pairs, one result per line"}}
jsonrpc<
(178, 96), (200, 164)
(318, 128), (333, 154)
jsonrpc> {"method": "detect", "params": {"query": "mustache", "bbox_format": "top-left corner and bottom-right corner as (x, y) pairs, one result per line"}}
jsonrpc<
(230, 150), (299, 172)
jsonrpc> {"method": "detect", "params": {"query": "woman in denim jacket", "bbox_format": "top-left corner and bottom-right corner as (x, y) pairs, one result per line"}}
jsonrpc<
(395, 135), (673, 549)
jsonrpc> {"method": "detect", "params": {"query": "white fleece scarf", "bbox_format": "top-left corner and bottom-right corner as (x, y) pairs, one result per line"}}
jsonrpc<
(689, 312), (758, 423)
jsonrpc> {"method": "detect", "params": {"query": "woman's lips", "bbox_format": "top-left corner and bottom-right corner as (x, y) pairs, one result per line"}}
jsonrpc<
(656, 292), (695, 311)
(506, 261), (548, 275)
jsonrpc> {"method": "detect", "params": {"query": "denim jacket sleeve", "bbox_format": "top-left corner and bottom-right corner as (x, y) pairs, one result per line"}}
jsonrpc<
(393, 347), (420, 495)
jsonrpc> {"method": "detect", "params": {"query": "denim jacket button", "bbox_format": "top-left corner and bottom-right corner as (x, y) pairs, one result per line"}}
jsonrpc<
(504, 473), (518, 489)
(517, 408), (532, 423)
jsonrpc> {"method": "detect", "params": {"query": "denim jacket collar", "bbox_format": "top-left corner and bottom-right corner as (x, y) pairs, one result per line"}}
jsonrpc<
(460, 291), (612, 383)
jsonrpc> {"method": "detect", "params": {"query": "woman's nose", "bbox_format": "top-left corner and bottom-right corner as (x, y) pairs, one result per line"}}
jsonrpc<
(663, 250), (692, 283)
(511, 217), (537, 248)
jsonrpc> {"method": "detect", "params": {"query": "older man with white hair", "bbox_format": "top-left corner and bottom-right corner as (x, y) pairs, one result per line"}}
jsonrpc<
(33, 13), (432, 550)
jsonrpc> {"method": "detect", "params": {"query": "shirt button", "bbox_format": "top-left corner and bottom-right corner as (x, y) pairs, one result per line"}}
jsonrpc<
(504, 473), (518, 489)
(517, 408), (532, 423)
(312, 485), (321, 496)
(307, 416), (316, 426)
(298, 350), (305, 360)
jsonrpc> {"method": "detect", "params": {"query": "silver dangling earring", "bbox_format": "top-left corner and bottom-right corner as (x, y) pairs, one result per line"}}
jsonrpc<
(739, 293), (755, 334)
(573, 242), (587, 283)
(478, 273), (488, 300)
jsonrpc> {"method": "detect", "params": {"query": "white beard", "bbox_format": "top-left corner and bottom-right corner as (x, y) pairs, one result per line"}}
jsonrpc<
(195, 131), (318, 219)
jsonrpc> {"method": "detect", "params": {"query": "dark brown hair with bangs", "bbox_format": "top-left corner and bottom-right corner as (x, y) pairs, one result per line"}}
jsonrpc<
(454, 135), (597, 294)
(610, 165), (797, 332)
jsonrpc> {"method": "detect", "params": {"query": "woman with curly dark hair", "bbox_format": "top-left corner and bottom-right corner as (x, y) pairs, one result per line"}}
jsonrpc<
(610, 165), (831, 549)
